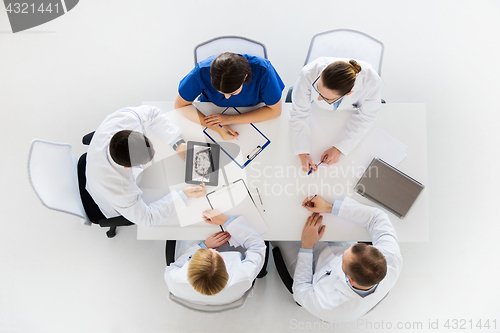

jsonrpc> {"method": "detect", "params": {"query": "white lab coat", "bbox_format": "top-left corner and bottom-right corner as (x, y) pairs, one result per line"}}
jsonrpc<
(86, 105), (186, 227)
(164, 216), (266, 305)
(293, 197), (402, 322)
(289, 57), (382, 156)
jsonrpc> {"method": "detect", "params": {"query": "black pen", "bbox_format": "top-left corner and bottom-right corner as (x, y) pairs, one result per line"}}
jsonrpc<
(303, 194), (317, 207)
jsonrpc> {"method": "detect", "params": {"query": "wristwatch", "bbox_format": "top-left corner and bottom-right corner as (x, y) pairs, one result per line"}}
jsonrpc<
(172, 139), (186, 151)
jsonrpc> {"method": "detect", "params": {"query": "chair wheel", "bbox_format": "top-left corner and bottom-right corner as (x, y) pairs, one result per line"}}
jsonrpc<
(257, 270), (268, 279)
(106, 227), (117, 238)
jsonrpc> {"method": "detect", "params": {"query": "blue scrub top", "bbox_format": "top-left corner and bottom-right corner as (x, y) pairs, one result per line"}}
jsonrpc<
(178, 54), (285, 107)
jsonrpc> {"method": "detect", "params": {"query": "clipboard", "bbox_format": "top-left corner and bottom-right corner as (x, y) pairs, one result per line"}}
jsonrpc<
(206, 179), (268, 244)
(203, 107), (271, 169)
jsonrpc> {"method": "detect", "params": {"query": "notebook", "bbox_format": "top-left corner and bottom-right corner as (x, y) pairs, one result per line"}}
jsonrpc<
(354, 158), (424, 218)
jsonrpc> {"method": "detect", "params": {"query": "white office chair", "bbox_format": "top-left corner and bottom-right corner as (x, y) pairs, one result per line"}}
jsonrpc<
(286, 29), (384, 102)
(305, 29), (384, 74)
(27, 139), (89, 225)
(168, 289), (252, 313)
(28, 138), (135, 237)
(194, 36), (268, 64)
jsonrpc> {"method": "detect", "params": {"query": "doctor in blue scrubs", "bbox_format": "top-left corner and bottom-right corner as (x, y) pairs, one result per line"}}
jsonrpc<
(174, 52), (285, 140)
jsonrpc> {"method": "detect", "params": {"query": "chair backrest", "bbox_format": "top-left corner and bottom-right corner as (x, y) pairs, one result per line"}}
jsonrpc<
(168, 288), (251, 313)
(304, 29), (384, 75)
(28, 139), (87, 221)
(194, 36), (267, 64)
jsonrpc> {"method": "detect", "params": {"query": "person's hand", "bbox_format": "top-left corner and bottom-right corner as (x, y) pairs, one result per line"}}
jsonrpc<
(321, 147), (341, 165)
(175, 142), (187, 161)
(202, 209), (229, 226)
(204, 113), (234, 126)
(301, 213), (326, 249)
(204, 231), (231, 249)
(182, 183), (206, 198)
(299, 154), (317, 173)
(302, 195), (333, 213)
(219, 125), (239, 140)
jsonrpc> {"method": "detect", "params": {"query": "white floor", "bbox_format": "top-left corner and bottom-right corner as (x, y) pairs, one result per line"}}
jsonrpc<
(1, 1), (500, 332)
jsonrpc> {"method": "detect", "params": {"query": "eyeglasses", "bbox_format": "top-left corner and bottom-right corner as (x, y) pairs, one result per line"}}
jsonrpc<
(312, 76), (344, 105)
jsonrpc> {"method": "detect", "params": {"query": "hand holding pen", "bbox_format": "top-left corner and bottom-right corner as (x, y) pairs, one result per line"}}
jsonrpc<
(307, 155), (328, 175)
(302, 195), (333, 213)
(203, 208), (228, 232)
(299, 154), (316, 173)
(218, 124), (239, 140)
(302, 194), (317, 207)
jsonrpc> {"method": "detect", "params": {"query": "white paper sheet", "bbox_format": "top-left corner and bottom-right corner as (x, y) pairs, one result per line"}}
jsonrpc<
(349, 127), (408, 178)
(177, 196), (213, 227)
(207, 180), (268, 246)
(309, 112), (346, 160)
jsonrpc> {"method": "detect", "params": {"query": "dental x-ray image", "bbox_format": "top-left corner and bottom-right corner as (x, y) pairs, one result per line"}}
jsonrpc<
(185, 141), (220, 186)
(192, 146), (212, 182)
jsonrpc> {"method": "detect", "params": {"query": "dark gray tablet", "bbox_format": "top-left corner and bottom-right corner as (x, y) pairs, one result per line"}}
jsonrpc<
(185, 141), (220, 186)
(354, 158), (424, 219)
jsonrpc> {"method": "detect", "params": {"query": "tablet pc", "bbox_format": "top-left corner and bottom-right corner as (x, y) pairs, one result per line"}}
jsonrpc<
(185, 141), (220, 186)
(354, 158), (424, 219)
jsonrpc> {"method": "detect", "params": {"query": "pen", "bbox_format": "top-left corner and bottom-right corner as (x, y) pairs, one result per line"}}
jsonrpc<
(307, 155), (328, 175)
(219, 124), (239, 140)
(303, 194), (317, 207)
(256, 187), (265, 212)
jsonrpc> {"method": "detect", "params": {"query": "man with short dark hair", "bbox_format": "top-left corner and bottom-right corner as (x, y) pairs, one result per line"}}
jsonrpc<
(273, 196), (402, 322)
(86, 105), (206, 227)
(108, 130), (155, 167)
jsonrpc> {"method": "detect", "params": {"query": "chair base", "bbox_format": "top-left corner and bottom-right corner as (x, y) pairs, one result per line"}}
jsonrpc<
(106, 226), (117, 238)
(272, 246), (294, 294)
(165, 240), (176, 266)
(257, 241), (270, 278)
(257, 270), (268, 278)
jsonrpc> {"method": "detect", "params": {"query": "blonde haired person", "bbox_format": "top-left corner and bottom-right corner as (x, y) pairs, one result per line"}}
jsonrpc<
(164, 210), (267, 305)
(187, 247), (229, 296)
(289, 57), (382, 173)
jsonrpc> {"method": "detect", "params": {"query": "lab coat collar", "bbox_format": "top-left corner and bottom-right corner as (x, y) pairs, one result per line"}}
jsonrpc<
(313, 264), (362, 300)
(351, 71), (365, 91)
(337, 267), (381, 299)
